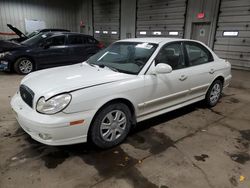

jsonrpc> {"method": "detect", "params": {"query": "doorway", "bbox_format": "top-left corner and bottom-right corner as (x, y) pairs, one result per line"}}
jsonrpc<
(191, 22), (211, 45)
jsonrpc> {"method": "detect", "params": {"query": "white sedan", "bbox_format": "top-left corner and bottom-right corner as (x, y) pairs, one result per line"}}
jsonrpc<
(11, 38), (232, 148)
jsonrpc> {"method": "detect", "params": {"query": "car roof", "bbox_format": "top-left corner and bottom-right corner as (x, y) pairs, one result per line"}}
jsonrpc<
(119, 37), (196, 44)
(38, 28), (70, 32)
(43, 31), (93, 38)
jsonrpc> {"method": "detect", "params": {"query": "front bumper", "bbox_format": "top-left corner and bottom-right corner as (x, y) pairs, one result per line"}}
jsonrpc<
(11, 92), (95, 145)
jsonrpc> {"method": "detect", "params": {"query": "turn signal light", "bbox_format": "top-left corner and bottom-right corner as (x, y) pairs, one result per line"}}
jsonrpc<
(70, 119), (85, 126)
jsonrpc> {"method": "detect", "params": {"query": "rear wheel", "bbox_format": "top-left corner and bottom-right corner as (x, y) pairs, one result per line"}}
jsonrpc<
(90, 103), (132, 148)
(14, 57), (34, 74)
(205, 80), (223, 107)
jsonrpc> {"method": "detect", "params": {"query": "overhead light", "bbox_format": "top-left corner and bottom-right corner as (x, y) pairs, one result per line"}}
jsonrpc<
(223, 31), (238, 37)
(103, 31), (108, 34)
(139, 31), (147, 35)
(95, 30), (100, 34)
(153, 31), (162, 35)
(111, 31), (117, 34)
(169, 31), (179, 36)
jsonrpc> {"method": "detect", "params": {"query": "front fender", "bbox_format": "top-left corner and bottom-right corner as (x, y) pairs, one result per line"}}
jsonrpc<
(63, 76), (145, 117)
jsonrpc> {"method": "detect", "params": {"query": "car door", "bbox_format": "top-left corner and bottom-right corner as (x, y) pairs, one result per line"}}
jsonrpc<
(35, 35), (69, 68)
(183, 41), (215, 99)
(142, 42), (191, 115)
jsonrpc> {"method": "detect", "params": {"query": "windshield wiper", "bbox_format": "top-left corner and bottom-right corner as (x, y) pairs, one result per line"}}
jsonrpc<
(87, 61), (119, 72)
(96, 64), (119, 72)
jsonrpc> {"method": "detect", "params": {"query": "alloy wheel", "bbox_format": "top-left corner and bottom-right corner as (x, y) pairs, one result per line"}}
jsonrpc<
(19, 59), (33, 74)
(209, 83), (221, 105)
(100, 110), (127, 142)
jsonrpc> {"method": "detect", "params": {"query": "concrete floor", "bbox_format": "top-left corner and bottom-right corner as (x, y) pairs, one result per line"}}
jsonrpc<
(0, 70), (250, 188)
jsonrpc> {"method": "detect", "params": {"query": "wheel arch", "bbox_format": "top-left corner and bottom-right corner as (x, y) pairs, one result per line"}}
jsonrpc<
(12, 56), (36, 71)
(205, 75), (225, 95)
(212, 75), (225, 86)
(87, 97), (137, 140)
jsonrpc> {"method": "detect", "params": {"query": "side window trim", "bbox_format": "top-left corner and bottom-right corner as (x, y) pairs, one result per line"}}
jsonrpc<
(183, 41), (214, 67)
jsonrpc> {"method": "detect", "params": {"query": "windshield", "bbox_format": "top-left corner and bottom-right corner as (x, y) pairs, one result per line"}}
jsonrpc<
(27, 30), (39, 38)
(87, 42), (158, 74)
(21, 32), (51, 46)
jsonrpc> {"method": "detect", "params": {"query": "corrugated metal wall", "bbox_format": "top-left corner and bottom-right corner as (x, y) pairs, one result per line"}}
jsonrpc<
(214, 0), (250, 69)
(0, 0), (78, 40)
(136, 0), (187, 38)
(93, 0), (120, 45)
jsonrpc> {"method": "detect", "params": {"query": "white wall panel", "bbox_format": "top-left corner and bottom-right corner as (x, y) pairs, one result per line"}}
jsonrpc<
(136, 0), (187, 38)
(0, 0), (78, 40)
(214, 0), (250, 70)
(93, 0), (120, 45)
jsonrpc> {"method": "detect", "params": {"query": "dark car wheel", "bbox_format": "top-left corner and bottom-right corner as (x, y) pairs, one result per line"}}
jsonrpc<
(90, 103), (132, 149)
(14, 57), (34, 75)
(205, 80), (223, 107)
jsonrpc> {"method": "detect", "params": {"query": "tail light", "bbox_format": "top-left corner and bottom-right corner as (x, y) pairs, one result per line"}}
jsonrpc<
(97, 41), (104, 49)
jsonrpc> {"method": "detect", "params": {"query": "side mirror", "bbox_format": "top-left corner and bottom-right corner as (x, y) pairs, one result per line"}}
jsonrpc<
(155, 63), (172, 74)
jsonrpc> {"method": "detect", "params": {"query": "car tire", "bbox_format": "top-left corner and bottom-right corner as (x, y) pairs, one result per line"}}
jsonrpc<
(205, 79), (223, 107)
(90, 103), (132, 149)
(14, 57), (34, 75)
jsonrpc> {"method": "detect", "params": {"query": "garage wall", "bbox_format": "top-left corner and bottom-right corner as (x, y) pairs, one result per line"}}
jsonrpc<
(184, 0), (220, 47)
(93, 0), (120, 45)
(120, 0), (136, 39)
(214, 0), (250, 70)
(136, 0), (187, 38)
(0, 0), (78, 40)
(76, 0), (93, 35)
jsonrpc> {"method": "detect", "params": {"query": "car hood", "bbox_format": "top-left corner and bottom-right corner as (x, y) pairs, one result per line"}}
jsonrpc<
(0, 40), (27, 52)
(21, 63), (136, 99)
(7, 24), (27, 38)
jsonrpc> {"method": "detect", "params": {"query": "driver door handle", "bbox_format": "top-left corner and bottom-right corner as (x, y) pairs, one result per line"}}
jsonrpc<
(209, 69), (215, 74)
(179, 75), (188, 81)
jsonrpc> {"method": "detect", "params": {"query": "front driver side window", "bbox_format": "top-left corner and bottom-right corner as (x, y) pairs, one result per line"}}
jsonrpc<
(46, 35), (65, 46)
(155, 42), (186, 70)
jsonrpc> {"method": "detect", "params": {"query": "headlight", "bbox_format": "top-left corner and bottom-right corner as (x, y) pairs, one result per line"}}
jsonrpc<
(36, 93), (71, 114)
(0, 52), (11, 58)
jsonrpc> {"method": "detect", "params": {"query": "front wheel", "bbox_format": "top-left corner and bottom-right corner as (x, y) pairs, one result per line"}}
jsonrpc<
(14, 57), (34, 74)
(205, 80), (223, 107)
(90, 103), (132, 149)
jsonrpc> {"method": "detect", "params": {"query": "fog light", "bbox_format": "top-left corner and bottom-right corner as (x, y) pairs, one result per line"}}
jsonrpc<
(38, 133), (52, 140)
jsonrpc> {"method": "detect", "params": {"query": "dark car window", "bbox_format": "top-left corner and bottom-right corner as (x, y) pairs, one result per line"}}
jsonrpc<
(46, 35), (66, 46)
(184, 42), (213, 66)
(87, 42), (158, 74)
(68, 35), (86, 45)
(155, 42), (186, 70)
(87, 37), (98, 44)
(21, 33), (52, 46)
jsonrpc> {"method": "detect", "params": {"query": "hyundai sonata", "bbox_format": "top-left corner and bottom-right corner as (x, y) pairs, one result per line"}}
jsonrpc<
(11, 38), (232, 148)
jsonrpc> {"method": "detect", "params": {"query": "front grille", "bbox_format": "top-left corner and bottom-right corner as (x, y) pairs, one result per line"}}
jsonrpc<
(20, 85), (34, 108)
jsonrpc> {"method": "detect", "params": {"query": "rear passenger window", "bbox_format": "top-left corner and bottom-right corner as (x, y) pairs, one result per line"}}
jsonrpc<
(68, 35), (86, 45)
(87, 37), (97, 44)
(185, 42), (213, 66)
(155, 42), (186, 70)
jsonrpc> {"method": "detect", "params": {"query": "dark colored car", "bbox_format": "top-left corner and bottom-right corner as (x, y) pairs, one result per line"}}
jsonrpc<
(0, 32), (104, 74)
(7, 24), (70, 43)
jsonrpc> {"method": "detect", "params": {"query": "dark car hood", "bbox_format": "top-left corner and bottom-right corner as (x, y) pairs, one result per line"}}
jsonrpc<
(0, 40), (27, 52)
(7, 24), (27, 38)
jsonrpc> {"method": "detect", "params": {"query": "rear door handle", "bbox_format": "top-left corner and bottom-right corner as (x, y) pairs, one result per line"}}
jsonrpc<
(209, 69), (215, 74)
(179, 75), (188, 81)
